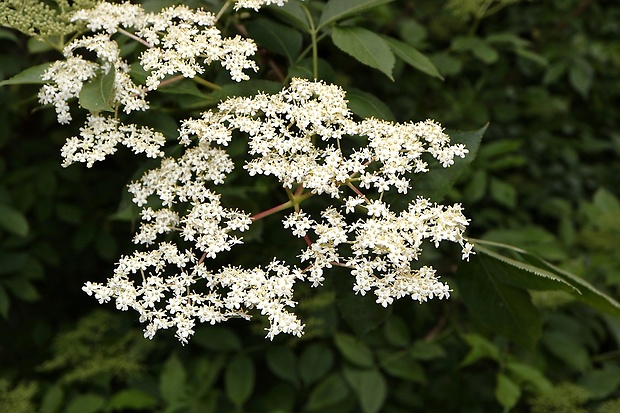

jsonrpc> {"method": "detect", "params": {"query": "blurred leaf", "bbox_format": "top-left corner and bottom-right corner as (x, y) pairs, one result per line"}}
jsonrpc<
(578, 364), (620, 399)
(0, 285), (9, 318)
(592, 187), (620, 213)
(543, 330), (590, 371)
(408, 124), (487, 203)
(108, 389), (158, 411)
(300, 343), (334, 386)
(160, 353), (186, 403)
(496, 373), (521, 413)
(267, 1), (310, 32)
(266, 346), (299, 387)
(4, 277), (39, 302)
(0, 62), (51, 86)
(335, 277), (391, 335)
(569, 58), (593, 98)
(490, 178), (517, 208)
(192, 326), (242, 351)
(334, 333), (374, 368)
(464, 169), (487, 202)
(332, 26), (395, 80)
(452, 36), (498, 64)
(225, 354), (255, 407)
(409, 340), (446, 361)
(343, 367), (387, 413)
(456, 256), (543, 348)
(383, 36), (443, 79)
(0, 204), (29, 236)
(383, 316), (410, 347)
(460, 333), (501, 367)
(64, 394), (105, 413)
(506, 362), (553, 394)
(246, 18), (303, 62)
(318, 0), (394, 29)
(305, 373), (349, 411)
(379, 352), (426, 383)
(345, 88), (396, 121)
(79, 67), (115, 112)
(40, 384), (63, 413)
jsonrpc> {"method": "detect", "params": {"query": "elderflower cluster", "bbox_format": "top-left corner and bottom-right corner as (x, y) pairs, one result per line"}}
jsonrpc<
(71, 2), (258, 89)
(38, 1), (259, 167)
(81, 78), (473, 343)
(234, 0), (289, 11)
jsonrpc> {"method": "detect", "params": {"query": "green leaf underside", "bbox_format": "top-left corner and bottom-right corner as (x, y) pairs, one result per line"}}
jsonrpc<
(79, 66), (115, 112)
(456, 257), (543, 348)
(319, 0), (395, 30)
(267, 1), (310, 32)
(383, 37), (443, 79)
(0, 62), (52, 86)
(473, 238), (620, 317)
(331, 26), (395, 80)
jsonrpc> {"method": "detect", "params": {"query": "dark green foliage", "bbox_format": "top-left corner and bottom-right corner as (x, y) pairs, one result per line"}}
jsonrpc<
(1, 0), (620, 412)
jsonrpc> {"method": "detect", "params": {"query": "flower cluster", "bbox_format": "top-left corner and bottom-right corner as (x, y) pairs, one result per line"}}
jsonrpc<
(82, 78), (473, 343)
(39, 2), (258, 166)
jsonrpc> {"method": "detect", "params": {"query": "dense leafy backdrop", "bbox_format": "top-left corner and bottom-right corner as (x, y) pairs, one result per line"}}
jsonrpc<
(1, 0), (620, 412)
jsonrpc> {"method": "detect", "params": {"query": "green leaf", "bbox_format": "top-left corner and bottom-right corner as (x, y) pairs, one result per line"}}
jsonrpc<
(578, 364), (620, 399)
(4, 277), (40, 302)
(0, 285), (9, 318)
(0, 204), (29, 237)
(383, 37), (443, 79)
(267, 1), (310, 32)
(343, 367), (387, 413)
(246, 18), (303, 62)
(460, 333), (501, 367)
(472, 243), (576, 293)
(452, 36), (498, 64)
(331, 26), (395, 80)
(592, 187), (620, 213)
(266, 346), (299, 386)
(40, 384), (63, 413)
(192, 326), (242, 351)
(473, 238), (620, 317)
(383, 316), (410, 347)
(108, 389), (158, 411)
(455, 256), (543, 348)
(334, 333), (374, 368)
(496, 373), (521, 413)
(506, 361), (553, 394)
(300, 343), (334, 386)
(409, 340), (446, 361)
(490, 178), (517, 208)
(379, 352), (426, 383)
(335, 275), (392, 336)
(0, 62), (51, 86)
(159, 354), (186, 403)
(225, 354), (255, 407)
(64, 394), (105, 413)
(407, 124), (487, 203)
(305, 373), (349, 411)
(543, 330), (590, 371)
(569, 58), (593, 98)
(79, 67), (115, 112)
(345, 89), (396, 121)
(318, 0), (394, 30)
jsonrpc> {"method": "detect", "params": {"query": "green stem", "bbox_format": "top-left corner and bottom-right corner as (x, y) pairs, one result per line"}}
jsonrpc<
(300, 4), (319, 79)
(215, 0), (232, 22)
(193, 76), (222, 90)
